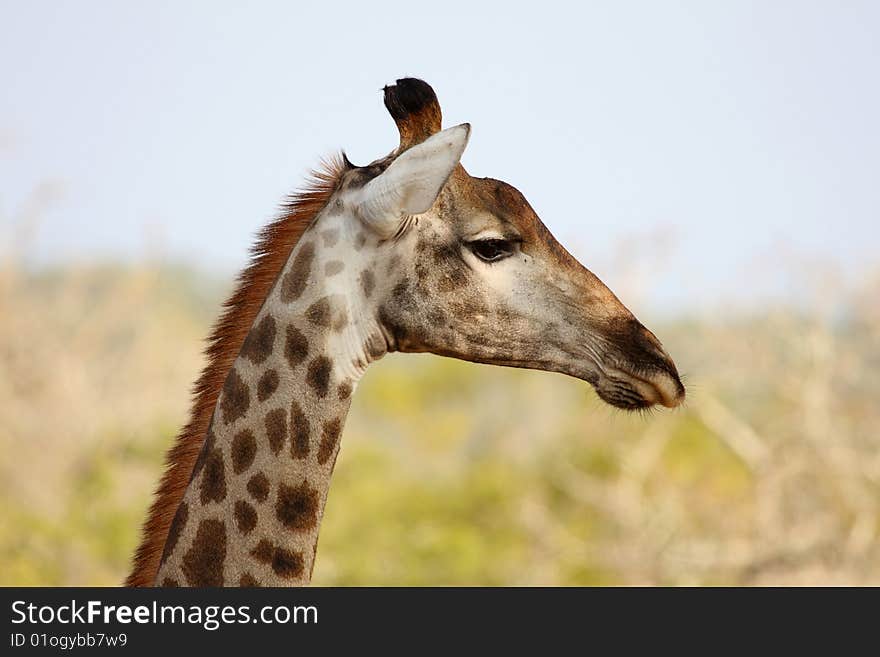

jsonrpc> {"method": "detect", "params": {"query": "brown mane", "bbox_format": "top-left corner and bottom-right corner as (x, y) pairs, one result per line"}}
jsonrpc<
(126, 155), (347, 586)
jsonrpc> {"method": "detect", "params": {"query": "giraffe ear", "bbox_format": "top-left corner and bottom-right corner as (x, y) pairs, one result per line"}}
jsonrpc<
(356, 124), (470, 237)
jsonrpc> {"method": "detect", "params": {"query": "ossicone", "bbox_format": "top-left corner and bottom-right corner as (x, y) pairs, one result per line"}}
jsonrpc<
(383, 78), (443, 150)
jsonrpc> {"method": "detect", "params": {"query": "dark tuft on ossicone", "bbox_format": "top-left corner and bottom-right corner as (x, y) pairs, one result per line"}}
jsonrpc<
(383, 78), (438, 120)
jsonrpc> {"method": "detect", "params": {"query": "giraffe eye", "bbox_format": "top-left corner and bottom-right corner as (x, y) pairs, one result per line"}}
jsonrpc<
(468, 238), (516, 263)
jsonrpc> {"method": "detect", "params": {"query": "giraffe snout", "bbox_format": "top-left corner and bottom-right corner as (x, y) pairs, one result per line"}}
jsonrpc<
(593, 318), (686, 410)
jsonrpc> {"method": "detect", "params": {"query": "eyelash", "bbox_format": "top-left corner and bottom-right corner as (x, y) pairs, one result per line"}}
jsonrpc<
(468, 238), (517, 263)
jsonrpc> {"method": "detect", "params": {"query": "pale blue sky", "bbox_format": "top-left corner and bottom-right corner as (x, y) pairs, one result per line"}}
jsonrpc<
(1, 1), (878, 311)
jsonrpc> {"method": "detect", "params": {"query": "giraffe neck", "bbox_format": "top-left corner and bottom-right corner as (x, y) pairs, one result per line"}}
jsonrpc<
(154, 206), (387, 586)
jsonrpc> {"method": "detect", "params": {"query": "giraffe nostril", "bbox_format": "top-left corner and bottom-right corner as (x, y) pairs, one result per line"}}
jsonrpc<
(633, 322), (675, 367)
(637, 323), (664, 354)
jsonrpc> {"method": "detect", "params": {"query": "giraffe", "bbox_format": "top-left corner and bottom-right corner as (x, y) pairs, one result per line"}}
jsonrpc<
(129, 78), (685, 587)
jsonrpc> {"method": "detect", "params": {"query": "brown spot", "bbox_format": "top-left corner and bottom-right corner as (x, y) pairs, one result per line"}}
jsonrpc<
(270, 548), (304, 579)
(285, 325), (309, 369)
(275, 481), (320, 532)
(234, 500), (257, 534)
(337, 381), (352, 400)
(257, 369), (279, 402)
(251, 539), (274, 563)
(306, 297), (331, 327)
(199, 447), (227, 505)
(247, 472), (269, 503)
(220, 368), (250, 425)
(239, 573), (260, 587)
(306, 356), (332, 398)
(321, 228), (340, 247)
(318, 418), (343, 465)
(251, 540), (304, 580)
(290, 400), (310, 459)
(332, 308), (348, 332)
(160, 501), (188, 564)
(264, 408), (287, 455)
(280, 242), (314, 302)
(160, 577), (179, 587)
(182, 519), (226, 587)
(241, 315), (277, 364)
(231, 429), (257, 474)
(354, 232), (367, 250)
(386, 253), (401, 275)
(359, 269), (375, 298)
(325, 260), (344, 276)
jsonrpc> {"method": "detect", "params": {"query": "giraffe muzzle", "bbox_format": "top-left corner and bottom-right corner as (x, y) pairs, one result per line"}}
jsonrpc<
(590, 319), (686, 410)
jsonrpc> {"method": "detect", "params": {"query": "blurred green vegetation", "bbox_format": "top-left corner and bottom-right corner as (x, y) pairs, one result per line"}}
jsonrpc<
(1, 261), (879, 585)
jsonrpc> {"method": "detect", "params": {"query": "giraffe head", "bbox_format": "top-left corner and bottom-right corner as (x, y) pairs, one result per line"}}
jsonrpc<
(329, 78), (685, 410)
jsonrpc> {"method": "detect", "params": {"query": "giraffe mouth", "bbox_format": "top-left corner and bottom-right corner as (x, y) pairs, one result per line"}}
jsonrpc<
(594, 365), (686, 410)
